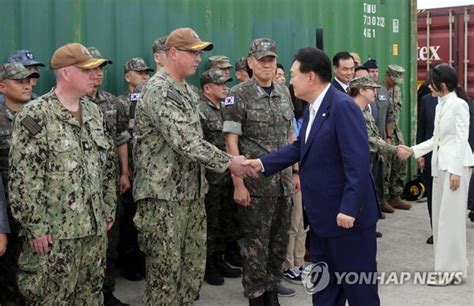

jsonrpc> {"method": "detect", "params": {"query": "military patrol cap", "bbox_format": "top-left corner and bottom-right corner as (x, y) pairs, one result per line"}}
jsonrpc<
(124, 57), (154, 73)
(200, 68), (233, 87)
(249, 38), (277, 59)
(152, 36), (168, 53)
(364, 59), (379, 69)
(349, 76), (381, 89)
(50, 43), (108, 70)
(235, 57), (247, 71)
(7, 50), (45, 67)
(87, 46), (113, 65)
(387, 64), (405, 84)
(165, 28), (213, 51)
(349, 52), (361, 66)
(0, 62), (39, 81)
(208, 55), (233, 69)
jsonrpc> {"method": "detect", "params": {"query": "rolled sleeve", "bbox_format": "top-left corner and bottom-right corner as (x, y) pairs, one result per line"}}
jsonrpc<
(223, 121), (242, 135)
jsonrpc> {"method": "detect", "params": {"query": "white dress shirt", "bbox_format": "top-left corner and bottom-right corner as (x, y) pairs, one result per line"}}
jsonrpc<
(305, 84), (331, 142)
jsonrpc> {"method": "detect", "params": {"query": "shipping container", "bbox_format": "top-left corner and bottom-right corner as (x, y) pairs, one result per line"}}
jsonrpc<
(0, 0), (417, 169)
(417, 5), (474, 97)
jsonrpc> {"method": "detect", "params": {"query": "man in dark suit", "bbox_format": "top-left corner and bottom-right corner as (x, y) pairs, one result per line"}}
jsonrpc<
(245, 47), (380, 306)
(331, 51), (355, 94)
(416, 92), (437, 244)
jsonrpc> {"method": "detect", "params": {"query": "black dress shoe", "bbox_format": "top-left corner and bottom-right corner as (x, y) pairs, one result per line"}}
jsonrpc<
(376, 231), (383, 238)
(104, 292), (130, 306)
(426, 235), (433, 244)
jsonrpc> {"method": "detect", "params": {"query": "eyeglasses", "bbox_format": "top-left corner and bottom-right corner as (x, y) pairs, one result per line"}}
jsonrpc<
(176, 48), (202, 57)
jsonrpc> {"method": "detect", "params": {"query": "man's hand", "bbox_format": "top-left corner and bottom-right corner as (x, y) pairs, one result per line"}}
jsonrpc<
(292, 174), (301, 194)
(234, 184), (251, 206)
(29, 234), (53, 256)
(107, 221), (114, 231)
(336, 213), (355, 229)
(397, 145), (413, 160)
(0, 233), (7, 256)
(386, 138), (392, 145)
(119, 174), (131, 194)
(449, 173), (460, 191)
(229, 155), (258, 178)
(241, 159), (263, 172)
(416, 157), (425, 171)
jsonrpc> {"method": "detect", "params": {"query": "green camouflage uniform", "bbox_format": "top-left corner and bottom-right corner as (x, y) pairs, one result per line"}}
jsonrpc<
(222, 78), (294, 298)
(363, 109), (397, 157)
(384, 84), (407, 200)
(197, 93), (240, 257)
(8, 89), (116, 305)
(90, 89), (130, 295)
(133, 70), (231, 305)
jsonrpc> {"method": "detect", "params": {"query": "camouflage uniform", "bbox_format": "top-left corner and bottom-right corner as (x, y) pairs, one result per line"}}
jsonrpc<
(197, 93), (239, 257)
(133, 70), (231, 305)
(8, 89), (116, 305)
(90, 89), (130, 295)
(222, 77), (294, 298)
(363, 110), (397, 157)
(0, 62), (39, 305)
(384, 81), (407, 201)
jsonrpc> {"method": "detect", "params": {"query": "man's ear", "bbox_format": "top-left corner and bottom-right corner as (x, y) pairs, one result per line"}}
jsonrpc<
(124, 72), (131, 83)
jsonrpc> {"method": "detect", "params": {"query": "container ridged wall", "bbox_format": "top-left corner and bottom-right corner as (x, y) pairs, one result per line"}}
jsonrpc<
(0, 0), (417, 172)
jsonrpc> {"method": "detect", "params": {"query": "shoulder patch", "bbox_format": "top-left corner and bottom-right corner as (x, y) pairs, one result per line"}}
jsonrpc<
(20, 115), (42, 136)
(223, 96), (235, 106)
(130, 93), (140, 101)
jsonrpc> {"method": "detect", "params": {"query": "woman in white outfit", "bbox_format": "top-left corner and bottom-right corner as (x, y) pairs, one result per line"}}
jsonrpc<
(398, 64), (473, 285)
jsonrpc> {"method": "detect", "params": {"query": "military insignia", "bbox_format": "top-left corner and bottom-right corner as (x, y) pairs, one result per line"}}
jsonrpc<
(261, 41), (271, 50)
(20, 115), (42, 136)
(25, 51), (34, 59)
(191, 30), (200, 40)
(100, 151), (107, 161)
(223, 96), (235, 106)
(130, 93), (140, 101)
(378, 95), (387, 100)
(81, 46), (92, 58)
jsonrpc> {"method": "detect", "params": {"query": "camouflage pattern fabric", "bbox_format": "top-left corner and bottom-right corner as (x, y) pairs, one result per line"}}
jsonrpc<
(8, 89), (115, 304)
(9, 88), (116, 239)
(133, 70), (231, 203)
(238, 196), (292, 298)
(134, 198), (206, 306)
(363, 109), (397, 156)
(17, 234), (106, 305)
(221, 78), (294, 298)
(384, 85), (407, 200)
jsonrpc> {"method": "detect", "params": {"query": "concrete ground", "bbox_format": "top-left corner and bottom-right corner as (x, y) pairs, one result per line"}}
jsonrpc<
(115, 199), (474, 305)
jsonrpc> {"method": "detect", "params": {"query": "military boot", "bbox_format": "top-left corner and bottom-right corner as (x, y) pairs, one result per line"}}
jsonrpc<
(263, 291), (280, 306)
(388, 196), (412, 210)
(204, 256), (224, 285)
(214, 252), (242, 278)
(381, 201), (395, 213)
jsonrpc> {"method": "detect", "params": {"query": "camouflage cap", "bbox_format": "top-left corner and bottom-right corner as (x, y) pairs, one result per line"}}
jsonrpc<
(364, 59), (379, 69)
(7, 49), (45, 67)
(208, 55), (233, 69)
(0, 62), (40, 81)
(349, 76), (381, 89)
(349, 52), (361, 66)
(152, 35), (168, 53)
(387, 64), (405, 84)
(87, 46), (113, 65)
(235, 57), (247, 70)
(248, 38), (277, 59)
(50, 43), (107, 70)
(200, 68), (233, 87)
(124, 57), (154, 73)
(165, 28), (213, 51)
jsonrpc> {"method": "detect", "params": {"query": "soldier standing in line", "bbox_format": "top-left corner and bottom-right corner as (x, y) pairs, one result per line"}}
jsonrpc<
(132, 27), (255, 305)
(208, 55), (233, 78)
(197, 69), (242, 286)
(222, 38), (298, 305)
(115, 57), (154, 281)
(0, 62), (39, 306)
(87, 47), (131, 306)
(235, 57), (252, 83)
(152, 35), (168, 72)
(383, 65), (413, 211)
(8, 42), (116, 305)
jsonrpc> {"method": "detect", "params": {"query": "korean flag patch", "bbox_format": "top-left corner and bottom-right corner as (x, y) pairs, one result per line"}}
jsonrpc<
(223, 96), (235, 106)
(130, 93), (140, 101)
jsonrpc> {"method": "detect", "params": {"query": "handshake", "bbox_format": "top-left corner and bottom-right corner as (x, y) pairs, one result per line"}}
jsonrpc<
(397, 145), (414, 160)
(229, 156), (263, 178)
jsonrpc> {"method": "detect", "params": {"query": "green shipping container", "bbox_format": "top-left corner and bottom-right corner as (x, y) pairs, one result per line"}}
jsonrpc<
(0, 0), (417, 172)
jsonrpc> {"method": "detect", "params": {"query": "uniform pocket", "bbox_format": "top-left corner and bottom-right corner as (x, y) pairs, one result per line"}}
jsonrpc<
(17, 244), (48, 300)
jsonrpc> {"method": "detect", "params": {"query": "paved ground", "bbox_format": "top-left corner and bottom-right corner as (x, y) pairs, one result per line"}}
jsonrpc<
(115, 199), (474, 305)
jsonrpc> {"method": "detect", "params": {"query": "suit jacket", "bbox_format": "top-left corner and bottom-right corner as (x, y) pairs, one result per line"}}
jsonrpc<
(331, 79), (346, 93)
(413, 92), (474, 176)
(260, 85), (379, 237)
